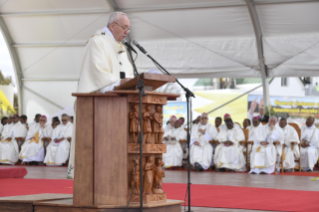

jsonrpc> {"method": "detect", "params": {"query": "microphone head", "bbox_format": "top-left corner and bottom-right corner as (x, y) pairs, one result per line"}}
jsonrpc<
(121, 39), (128, 45)
(132, 40), (138, 46)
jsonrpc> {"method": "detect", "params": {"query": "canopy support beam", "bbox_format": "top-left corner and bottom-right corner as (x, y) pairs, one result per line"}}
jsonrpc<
(0, 17), (23, 114)
(245, 0), (270, 107)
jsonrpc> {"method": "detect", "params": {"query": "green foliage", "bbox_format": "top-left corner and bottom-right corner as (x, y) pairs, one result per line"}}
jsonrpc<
(265, 105), (276, 116)
(0, 70), (12, 85)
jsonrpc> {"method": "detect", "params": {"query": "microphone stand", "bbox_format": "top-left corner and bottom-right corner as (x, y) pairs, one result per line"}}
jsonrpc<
(126, 47), (145, 212)
(143, 53), (195, 212)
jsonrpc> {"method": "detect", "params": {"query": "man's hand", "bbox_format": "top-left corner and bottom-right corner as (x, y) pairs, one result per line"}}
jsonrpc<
(171, 137), (176, 141)
(273, 141), (280, 145)
(224, 141), (233, 146)
(163, 137), (169, 141)
(67, 137), (72, 142)
(260, 141), (268, 146)
(194, 141), (200, 146)
(7, 137), (12, 141)
(249, 97), (258, 114)
(259, 98), (264, 109)
(198, 129), (206, 134)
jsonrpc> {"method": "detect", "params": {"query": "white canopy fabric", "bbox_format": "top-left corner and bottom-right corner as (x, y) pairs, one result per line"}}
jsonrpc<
(0, 0), (318, 118)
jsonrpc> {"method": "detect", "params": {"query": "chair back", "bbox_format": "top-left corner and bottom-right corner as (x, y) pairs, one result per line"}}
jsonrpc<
(288, 123), (301, 139)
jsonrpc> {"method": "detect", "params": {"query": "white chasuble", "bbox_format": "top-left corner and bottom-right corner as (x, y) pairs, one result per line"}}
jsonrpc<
(19, 124), (53, 162)
(281, 125), (300, 169)
(300, 125), (319, 170)
(67, 28), (134, 179)
(0, 121), (27, 164)
(44, 122), (73, 165)
(249, 123), (277, 174)
(163, 127), (186, 167)
(190, 123), (218, 170)
(214, 127), (246, 171)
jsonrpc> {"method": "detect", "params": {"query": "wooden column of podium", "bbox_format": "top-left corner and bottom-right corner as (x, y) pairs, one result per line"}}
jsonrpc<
(71, 73), (183, 211)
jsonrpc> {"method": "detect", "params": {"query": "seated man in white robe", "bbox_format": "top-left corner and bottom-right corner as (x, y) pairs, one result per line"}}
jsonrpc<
(44, 114), (73, 166)
(215, 117), (222, 130)
(164, 115), (176, 132)
(249, 116), (283, 174)
(0, 114), (27, 164)
(1, 116), (12, 140)
(214, 119), (246, 172)
(279, 118), (300, 172)
(243, 118), (251, 130)
(19, 115), (53, 165)
(28, 114), (41, 130)
(219, 113), (241, 131)
(163, 120), (186, 167)
(300, 116), (319, 172)
(190, 113), (218, 171)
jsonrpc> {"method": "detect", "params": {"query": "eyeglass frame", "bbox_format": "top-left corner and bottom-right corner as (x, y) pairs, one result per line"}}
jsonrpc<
(114, 22), (131, 33)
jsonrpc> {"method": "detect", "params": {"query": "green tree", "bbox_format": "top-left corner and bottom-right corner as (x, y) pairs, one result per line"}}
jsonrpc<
(0, 69), (12, 85)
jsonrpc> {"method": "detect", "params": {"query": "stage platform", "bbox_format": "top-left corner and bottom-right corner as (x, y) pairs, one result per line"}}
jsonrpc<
(1, 166), (319, 212)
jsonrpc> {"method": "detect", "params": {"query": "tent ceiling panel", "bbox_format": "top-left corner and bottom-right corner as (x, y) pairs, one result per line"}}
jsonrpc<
(17, 46), (84, 77)
(128, 6), (254, 41)
(0, 0), (109, 13)
(256, 2), (319, 36)
(116, 0), (245, 10)
(23, 81), (77, 108)
(3, 14), (110, 44)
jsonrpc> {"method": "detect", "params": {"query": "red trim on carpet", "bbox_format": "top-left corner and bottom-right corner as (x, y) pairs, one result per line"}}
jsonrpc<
(0, 179), (319, 211)
(0, 167), (28, 178)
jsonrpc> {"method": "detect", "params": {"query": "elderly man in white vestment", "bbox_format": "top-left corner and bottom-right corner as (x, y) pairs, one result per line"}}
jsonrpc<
(300, 116), (319, 172)
(44, 114), (73, 166)
(163, 120), (186, 167)
(214, 119), (246, 172)
(0, 114), (27, 164)
(67, 12), (134, 178)
(19, 116), (53, 165)
(279, 118), (300, 172)
(164, 115), (177, 132)
(190, 113), (218, 171)
(249, 116), (284, 174)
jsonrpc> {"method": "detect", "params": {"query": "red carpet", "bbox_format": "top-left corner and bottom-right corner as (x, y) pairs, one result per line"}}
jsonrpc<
(0, 179), (319, 211)
(0, 167), (28, 178)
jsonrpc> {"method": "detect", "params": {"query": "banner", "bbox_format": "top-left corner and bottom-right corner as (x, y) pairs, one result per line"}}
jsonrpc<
(163, 101), (187, 124)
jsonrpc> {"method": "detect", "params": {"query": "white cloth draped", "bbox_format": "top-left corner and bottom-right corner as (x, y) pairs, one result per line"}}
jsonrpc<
(19, 124), (53, 162)
(163, 127), (186, 167)
(1, 123), (13, 140)
(164, 124), (174, 133)
(44, 122), (73, 165)
(249, 123), (278, 174)
(281, 125), (300, 169)
(214, 126), (246, 171)
(300, 125), (319, 171)
(0, 121), (27, 164)
(190, 123), (218, 170)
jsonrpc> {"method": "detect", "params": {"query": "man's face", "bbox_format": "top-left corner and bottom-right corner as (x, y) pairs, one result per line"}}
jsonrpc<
(224, 116), (230, 123)
(215, 118), (221, 127)
(269, 118), (277, 126)
(20, 118), (25, 124)
(243, 119), (249, 128)
(13, 116), (19, 124)
(8, 117), (12, 124)
(201, 115), (208, 125)
(252, 118), (260, 127)
(306, 117), (314, 127)
(61, 116), (69, 125)
(3, 119), (8, 125)
(179, 118), (185, 124)
(170, 117), (176, 126)
(40, 117), (47, 127)
(226, 122), (233, 129)
(35, 115), (40, 123)
(174, 121), (181, 129)
(259, 108), (264, 116)
(279, 120), (287, 128)
(109, 15), (130, 42)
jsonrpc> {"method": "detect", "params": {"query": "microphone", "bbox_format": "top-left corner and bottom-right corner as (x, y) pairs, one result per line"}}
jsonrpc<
(132, 40), (148, 55)
(121, 39), (137, 54)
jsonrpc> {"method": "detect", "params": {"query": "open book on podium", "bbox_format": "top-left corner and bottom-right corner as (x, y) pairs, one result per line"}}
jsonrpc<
(69, 72), (183, 212)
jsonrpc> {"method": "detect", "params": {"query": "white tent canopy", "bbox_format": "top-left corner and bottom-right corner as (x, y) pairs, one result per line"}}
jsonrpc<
(0, 0), (318, 118)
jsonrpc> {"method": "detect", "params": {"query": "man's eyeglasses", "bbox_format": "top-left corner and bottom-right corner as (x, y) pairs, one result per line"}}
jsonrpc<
(62, 119), (68, 122)
(114, 22), (130, 33)
(201, 117), (208, 120)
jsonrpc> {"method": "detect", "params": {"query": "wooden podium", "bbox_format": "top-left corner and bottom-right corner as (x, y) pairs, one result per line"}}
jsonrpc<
(69, 73), (183, 211)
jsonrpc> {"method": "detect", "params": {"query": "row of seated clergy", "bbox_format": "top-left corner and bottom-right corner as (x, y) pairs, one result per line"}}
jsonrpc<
(0, 114), (73, 165)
